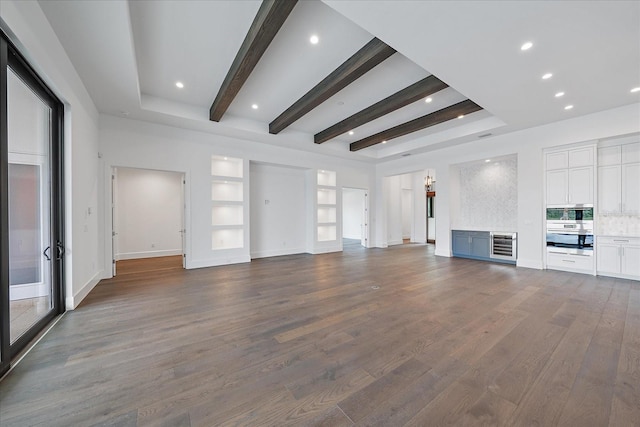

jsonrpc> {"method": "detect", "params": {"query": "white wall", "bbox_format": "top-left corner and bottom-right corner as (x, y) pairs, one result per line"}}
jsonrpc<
(250, 163), (307, 258)
(99, 115), (374, 272)
(115, 168), (183, 260)
(1, 0), (102, 309)
(382, 171), (427, 246)
(342, 188), (365, 239)
(375, 103), (640, 269)
(401, 189), (412, 239)
(385, 175), (403, 245)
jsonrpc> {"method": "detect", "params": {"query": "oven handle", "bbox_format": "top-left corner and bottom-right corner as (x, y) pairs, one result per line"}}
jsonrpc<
(546, 229), (593, 234)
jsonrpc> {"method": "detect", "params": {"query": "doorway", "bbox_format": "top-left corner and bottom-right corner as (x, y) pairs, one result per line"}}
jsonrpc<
(426, 191), (436, 244)
(1, 34), (65, 376)
(342, 187), (368, 247)
(111, 167), (185, 276)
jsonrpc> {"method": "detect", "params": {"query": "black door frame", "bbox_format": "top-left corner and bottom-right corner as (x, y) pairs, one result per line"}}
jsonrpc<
(0, 32), (65, 377)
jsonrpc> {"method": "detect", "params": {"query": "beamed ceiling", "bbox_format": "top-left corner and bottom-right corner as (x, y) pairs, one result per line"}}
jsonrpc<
(37, 0), (640, 162)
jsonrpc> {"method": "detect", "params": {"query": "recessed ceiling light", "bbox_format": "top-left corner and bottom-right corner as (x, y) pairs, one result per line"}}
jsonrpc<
(382, 140), (387, 144)
(564, 105), (574, 110)
(555, 91), (565, 97)
(348, 131), (354, 135)
(223, 157), (228, 160)
(251, 104), (258, 109)
(631, 87), (640, 93)
(176, 81), (184, 88)
(521, 41), (533, 51)
(542, 73), (553, 80)
(310, 35), (319, 45)
(425, 97), (432, 103)
(457, 115), (464, 119)
(485, 159), (491, 163)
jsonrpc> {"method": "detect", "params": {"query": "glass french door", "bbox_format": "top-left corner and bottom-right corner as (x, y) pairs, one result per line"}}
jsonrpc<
(1, 33), (64, 376)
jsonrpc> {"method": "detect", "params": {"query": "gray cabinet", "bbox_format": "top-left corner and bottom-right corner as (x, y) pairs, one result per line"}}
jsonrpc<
(452, 230), (490, 260)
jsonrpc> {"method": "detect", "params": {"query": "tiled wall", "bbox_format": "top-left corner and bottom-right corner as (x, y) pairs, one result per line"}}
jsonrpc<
(597, 215), (640, 237)
(455, 156), (518, 231)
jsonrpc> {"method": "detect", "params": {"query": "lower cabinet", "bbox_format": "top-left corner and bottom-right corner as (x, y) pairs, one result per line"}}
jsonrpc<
(597, 236), (640, 280)
(547, 252), (594, 274)
(452, 230), (490, 261)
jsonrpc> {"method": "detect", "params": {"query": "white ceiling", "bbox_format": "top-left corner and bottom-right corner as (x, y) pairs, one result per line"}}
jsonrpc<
(37, 0), (640, 162)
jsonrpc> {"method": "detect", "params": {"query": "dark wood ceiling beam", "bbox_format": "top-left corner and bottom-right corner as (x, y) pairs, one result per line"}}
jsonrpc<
(350, 99), (483, 151)
(209, 0), (298, 122)
(314, 75), (449, 144)
(269, 38), (396, 134)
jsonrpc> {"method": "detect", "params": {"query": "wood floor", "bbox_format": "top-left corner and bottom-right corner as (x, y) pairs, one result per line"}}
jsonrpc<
(1, 243), (638, 426)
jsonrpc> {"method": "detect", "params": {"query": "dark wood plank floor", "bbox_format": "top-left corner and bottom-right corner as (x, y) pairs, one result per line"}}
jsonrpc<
(1, 242), (638, 426)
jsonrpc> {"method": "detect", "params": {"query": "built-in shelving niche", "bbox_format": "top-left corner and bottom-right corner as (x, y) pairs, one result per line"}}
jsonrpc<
(211, 155), (244, 250)
(317, 170), (337, 242)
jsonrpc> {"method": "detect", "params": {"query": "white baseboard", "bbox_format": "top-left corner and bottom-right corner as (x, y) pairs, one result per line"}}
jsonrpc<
(434, 248), (452, 257)
(387, 239), (403, 246)
(66, 269), (103, 310)
(310, 246), (342, 255)
(116, 249), (182, 260)
(187, 255), (251, 269)
(251, 247), (306, 259)
(372, 240), (388, 248)
(343, 233), (361, 240)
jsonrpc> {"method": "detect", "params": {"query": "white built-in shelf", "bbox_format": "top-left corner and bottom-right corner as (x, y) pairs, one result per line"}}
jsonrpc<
(211, 155), (244, 250)
(211, 155), (242, 178)
(212, 180), (243, 202)
(318, 206), (336, 223)
(212, 205), (243, 226)
(316, 170), (337, 242)
(317, 224), (337, 241)
(317, 170), (336, 186)
(211, 229), (244, 250)
(317, 188), (336, 205)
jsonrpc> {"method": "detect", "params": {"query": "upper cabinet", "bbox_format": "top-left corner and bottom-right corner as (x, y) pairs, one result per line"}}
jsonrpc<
(597, 142), (640, 214)
(546, 145), (595, 205)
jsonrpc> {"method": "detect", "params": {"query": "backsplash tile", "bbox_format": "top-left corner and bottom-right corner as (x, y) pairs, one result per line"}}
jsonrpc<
(455, 156), (518, 231)
(597, 214), (640, 237)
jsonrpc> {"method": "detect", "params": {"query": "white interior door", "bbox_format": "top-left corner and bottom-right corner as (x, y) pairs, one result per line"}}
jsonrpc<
(361, 191), (368, 247)
(111, 169), (118, 276)
(181, 174), (186, 268)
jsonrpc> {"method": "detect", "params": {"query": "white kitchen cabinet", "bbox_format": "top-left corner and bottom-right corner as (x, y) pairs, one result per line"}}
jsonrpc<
(597, 236), (640, 280)
(546, 169), (568, 205)
(568, 167), (593, 204)
(598, 165), (621, 213)
(622, 163), (640, 214)
(622, 142), (640, 164)
(547, 252), (594, 274)
(621, 245), (640, 278)
(546, 145), (595, 206)
(546, 151), (568, 170)
(598, 145), (621, 166)
(568, 147), (594, 168)
(597, 142), (640, 214)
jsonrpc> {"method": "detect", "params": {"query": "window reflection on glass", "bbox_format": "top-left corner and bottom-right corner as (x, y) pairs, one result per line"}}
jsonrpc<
(7, 66), (53, 344)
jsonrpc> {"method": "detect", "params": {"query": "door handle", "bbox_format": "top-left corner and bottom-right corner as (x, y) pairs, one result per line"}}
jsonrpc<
(43, 246), (51, 261)
(56, 241), (65, 260)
